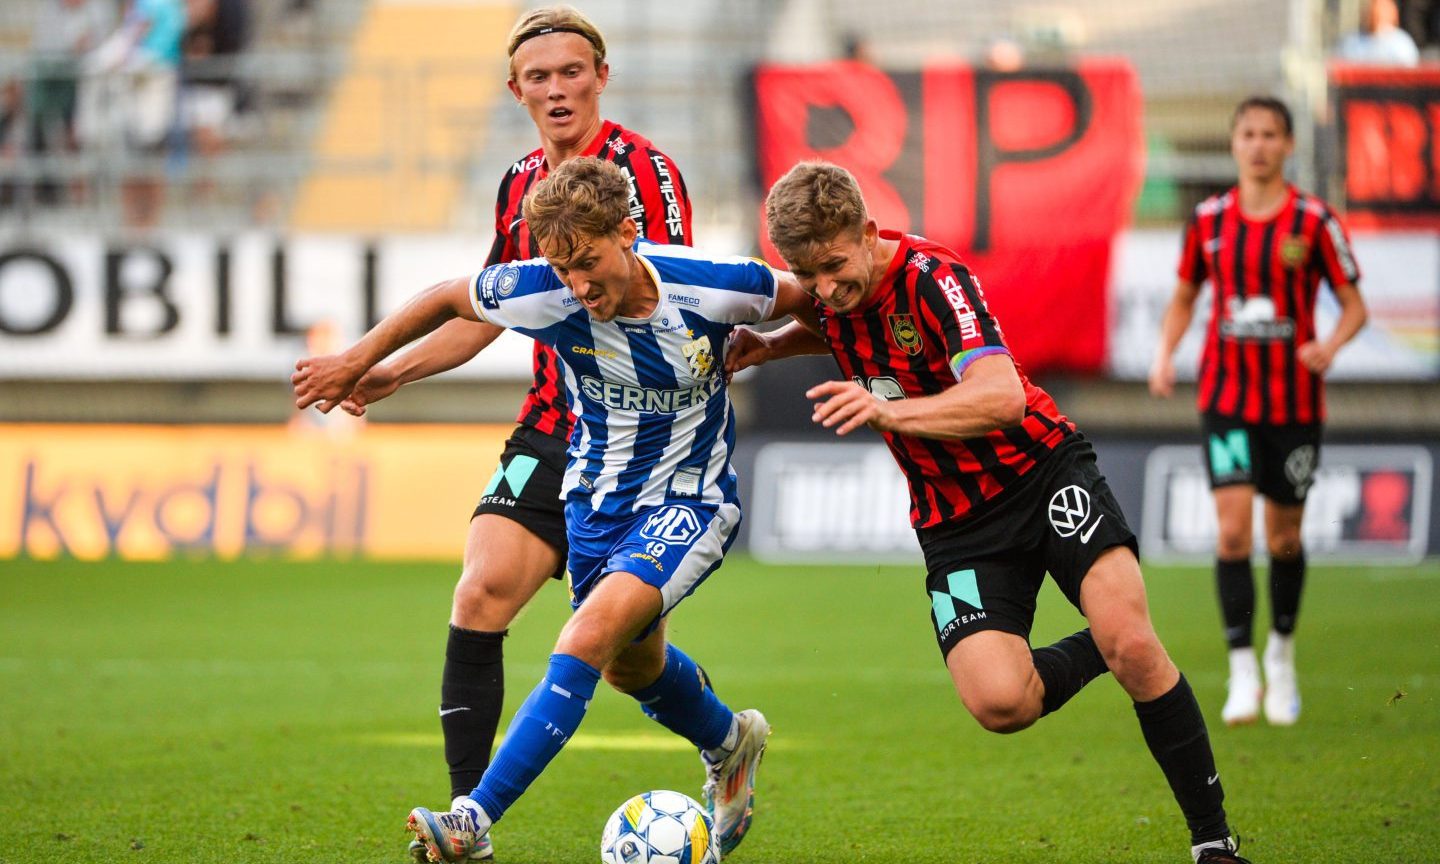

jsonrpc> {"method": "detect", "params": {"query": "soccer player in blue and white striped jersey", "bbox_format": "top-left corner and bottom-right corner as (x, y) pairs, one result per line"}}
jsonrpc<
(292, 157), (816, 861)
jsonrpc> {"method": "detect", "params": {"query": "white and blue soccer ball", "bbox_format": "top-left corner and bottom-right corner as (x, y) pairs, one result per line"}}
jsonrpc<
(600, 790), (719, 864)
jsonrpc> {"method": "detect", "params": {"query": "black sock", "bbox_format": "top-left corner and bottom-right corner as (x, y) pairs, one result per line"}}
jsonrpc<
(1031, 628), (1110, 716)
(1133, 674), (1230, 845)
(1269, 551), (1306, 635)
(1215, 557), (1254, 649)
(441, 625), (507, 801)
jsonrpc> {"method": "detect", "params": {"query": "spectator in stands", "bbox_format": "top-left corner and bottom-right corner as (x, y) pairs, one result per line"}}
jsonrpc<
(1335, 0), (1420, 65)
(1398, 0), (1440, 52)
(77, 0), (187, 226)
(27, 0), (115, 205)
(0, 79), (25, 210)
(181, 0), (252, 198)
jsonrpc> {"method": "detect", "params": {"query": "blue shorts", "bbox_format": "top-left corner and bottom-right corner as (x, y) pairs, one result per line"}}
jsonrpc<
(565, 500), (742, 622)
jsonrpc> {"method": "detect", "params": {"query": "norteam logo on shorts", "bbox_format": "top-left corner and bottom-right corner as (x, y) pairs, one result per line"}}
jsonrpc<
(931, 569), (985, 635)
(640, 505), (702, 544)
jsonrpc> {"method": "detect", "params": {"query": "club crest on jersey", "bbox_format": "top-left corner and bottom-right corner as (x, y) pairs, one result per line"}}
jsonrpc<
(1279, 235), (1309, 269)
(683, 334), (715, 379)
(889, 314), (923, 355)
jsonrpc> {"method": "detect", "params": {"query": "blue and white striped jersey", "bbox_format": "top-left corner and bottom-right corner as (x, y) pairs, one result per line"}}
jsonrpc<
(469, 240), (778, 516)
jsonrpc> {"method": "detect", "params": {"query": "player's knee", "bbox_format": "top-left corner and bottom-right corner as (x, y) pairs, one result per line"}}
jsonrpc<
(601, 660), (659, 694)
(1100, 629), (1166, 686)
(966, 692), (1038, 734)
(453, 566), (522, 624)
(1215, 527), (1251, 560)
(1267, 532), (1302, 559)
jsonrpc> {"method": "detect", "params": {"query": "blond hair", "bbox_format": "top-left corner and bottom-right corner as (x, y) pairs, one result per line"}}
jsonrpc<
(764, 161), (868, 264)
(506, 5), (607, 81)
(523, 157), (631, 258)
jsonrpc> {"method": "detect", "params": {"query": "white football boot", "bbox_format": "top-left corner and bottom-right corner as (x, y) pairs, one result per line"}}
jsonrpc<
(407, 797), (492, 863)
(1262, 631), (1300, 726)
(1221, 647), (1262, 726)
(702, 708), (771, 856)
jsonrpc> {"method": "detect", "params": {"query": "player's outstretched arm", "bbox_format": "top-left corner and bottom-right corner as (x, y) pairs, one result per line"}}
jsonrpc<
(292, 275), (480, 413)
(1297, 281), (1367, 374)
(725, 270), (829, 377)
(340, 318), (506, 416)
(1149, 278), (1201, 398)
(808, 354), (1024, 440)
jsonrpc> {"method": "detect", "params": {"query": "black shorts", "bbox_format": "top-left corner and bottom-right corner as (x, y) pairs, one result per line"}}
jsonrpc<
(473, 425), (569, 575)
(1201, 413), (1321, 505)
(916, 436), (1138, 659)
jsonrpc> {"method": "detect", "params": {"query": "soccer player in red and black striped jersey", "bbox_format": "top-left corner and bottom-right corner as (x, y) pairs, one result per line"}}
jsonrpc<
(731, 161), (1252, 864)
(322, 9), (691, 860)
(1150, 96), (1367, 730)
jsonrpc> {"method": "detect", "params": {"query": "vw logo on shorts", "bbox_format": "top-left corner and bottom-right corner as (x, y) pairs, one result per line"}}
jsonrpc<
(640, 505), (703, 544)
(1048, 485), (1091, 537)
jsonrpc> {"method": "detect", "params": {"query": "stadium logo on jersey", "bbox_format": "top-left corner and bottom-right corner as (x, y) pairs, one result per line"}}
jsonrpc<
(1220, 297), (1295, 341)
(640, 505), (703, 544)
(1279, 235), (1309, 269)
(648, 154), (685, 239)
(607, 138), (629, 156)
(908, 252), (931, 273)
(682, 334), (715, 379)
(1048, 485), (1092, 538)
(888, 314), (923, 356)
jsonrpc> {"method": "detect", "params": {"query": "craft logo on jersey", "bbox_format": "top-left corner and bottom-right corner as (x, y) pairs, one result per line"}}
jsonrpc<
(888, 314), (922, 356)
(682, 334), (714, 379)
(1220, 296), (1296, 341)
(640, 505), (702, 544)
(1047, 485), (1091, 537)
(1279, 234), (1309, 269)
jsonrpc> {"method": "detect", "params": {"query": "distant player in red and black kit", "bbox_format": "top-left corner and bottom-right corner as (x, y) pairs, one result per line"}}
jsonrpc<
(1150, 96), (1367, 729)
(729, 162), (1252, 864)
(322, 8), (691, 860)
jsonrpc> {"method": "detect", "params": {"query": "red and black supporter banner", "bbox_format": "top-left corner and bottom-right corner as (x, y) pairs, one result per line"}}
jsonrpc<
(752, 59), (1144, 374)
(1332, 65), (1440, 228)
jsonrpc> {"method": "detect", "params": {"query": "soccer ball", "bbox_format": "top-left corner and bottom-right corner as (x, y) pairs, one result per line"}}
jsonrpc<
(599, 790), (718, 864)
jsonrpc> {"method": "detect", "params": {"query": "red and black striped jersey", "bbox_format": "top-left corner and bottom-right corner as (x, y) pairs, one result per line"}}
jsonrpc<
(486, 120), (693, 439)
(817, 231), (1075, 529)
(1178, 185), (1360, 425)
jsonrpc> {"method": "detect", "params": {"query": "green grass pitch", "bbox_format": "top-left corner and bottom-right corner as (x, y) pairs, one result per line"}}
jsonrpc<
(2, 556), (1436, 863)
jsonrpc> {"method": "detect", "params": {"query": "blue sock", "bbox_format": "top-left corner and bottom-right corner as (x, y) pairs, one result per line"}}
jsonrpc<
(468, 653), (600, 822)
(628, 644), (735, 751)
